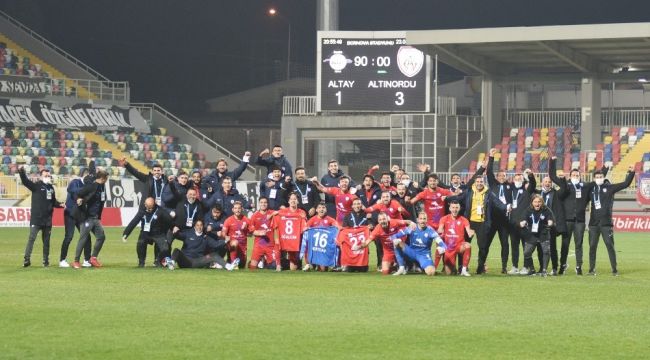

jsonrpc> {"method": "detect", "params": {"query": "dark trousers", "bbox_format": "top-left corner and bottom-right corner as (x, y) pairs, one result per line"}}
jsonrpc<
(588, 224), (617, 272)
(486, 218), (510, 270)
(374, 239), (383, 268)
(471, 221), (489, 274)
(509, 223), (524, 269)
(24, 224), (51, 263)
(524, 235), (550, 272)
(137, 233), (171, 265)
(561, 220), (585, 268)
(60, 210), (90, 262)
(172, 248), (226, 268)
(74, 218), (106, 262)
(548, 229), (559, 271)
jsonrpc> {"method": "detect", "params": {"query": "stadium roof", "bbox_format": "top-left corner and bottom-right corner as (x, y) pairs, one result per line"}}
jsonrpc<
(407, 23), (650, 77)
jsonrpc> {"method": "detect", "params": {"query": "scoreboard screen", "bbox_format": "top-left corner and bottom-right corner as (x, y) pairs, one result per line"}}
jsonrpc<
(317, 31), (430, 112)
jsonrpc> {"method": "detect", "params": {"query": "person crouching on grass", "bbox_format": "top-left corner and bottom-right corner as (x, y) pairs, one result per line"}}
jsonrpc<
(518, 194), (555, 276)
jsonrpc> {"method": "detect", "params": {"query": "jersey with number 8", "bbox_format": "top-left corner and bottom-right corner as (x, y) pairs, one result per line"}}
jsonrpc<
(273, 208), (307, 252)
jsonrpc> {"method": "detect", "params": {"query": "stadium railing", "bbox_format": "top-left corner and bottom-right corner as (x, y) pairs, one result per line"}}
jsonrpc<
(509, 109), (650, 130)
(282, 96), (457, 116)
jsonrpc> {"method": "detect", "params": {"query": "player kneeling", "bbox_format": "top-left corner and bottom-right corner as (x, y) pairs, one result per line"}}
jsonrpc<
(437, 201), (474, 276)
(355, 212), (412, 275)
(390, 212), (445, 276)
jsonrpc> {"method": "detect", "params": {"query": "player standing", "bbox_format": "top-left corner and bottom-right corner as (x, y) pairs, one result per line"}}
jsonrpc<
(272, 192), (307, 271)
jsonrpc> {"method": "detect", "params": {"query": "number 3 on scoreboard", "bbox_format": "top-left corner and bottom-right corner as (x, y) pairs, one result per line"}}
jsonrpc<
(395, 91), (404, 106)
(335, 91), (342, 105)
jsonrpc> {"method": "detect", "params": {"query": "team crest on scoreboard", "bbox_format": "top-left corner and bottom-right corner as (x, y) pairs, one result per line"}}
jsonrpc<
(396, 46), (424, 78)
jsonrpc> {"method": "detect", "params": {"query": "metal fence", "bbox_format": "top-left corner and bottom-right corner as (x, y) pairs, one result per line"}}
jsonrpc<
(282, 95), (457, 116)
(509, 109), (650, 130)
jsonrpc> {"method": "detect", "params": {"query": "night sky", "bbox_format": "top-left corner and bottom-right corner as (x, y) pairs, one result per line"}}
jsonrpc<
(2, 0), (650, 117)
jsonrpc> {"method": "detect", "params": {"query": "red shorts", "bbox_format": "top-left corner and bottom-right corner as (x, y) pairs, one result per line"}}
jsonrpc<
(251, 243), (276, 263)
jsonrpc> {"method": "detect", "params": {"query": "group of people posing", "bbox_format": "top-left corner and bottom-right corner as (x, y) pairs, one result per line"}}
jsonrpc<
(20, 145), (636, 277)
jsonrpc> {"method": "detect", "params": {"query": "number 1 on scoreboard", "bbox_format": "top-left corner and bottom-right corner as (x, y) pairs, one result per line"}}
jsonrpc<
(335, 91), (341, 105)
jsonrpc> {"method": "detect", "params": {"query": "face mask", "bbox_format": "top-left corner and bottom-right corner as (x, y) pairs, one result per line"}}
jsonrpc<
(188, 199), (196, 204)
(543, 186), (551, 192)
(514, 181), (523, 188)
(595, 178), (604, 186)
(570, 178), (580, 185)
(195, 230), (203, 236)
(401, 180), (411, 187)
(42, 177), (51, 184)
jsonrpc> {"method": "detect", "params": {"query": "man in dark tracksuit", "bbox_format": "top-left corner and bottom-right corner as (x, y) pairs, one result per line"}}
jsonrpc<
(549, 157), (596, 275)
(256, 145), (293, 178)
(506, 170), (537, 274)
(486, 150), (513, 274)
(59, 164), (95, 267)
(122, 159), (169, 207)
(536, 175), (569, 275)
(19, 167), (63, 267)
(73, 170), (109, 269)
(587, 167), (635, 276)
(173, 188), (205, 233)
(201, 152), (251, 200)
(122, 197), (175, 269)
(447, 176), (507, 274)
(283, 167), (321, 218)
(172, 219), (232, 269)
(321, 160), (355, 218)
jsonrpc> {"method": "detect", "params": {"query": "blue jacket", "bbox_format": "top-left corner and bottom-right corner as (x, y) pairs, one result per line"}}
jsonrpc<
(255, 154), (293, 178)
(203, 189), (250, 217)
(201, 160), (249, 198)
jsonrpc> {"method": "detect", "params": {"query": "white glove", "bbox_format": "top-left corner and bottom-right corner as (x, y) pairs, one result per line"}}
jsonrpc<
(121, 235), (127, 243)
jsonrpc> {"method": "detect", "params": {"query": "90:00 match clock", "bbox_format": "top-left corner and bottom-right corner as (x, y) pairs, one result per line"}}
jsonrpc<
(317, 31), (431, 112)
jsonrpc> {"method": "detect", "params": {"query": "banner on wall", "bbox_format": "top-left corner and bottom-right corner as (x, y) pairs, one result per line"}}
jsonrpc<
(0, 98), (142, 131)
(0, 75), (49, 98)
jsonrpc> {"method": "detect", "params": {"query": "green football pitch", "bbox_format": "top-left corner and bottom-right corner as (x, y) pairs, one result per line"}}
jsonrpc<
(1, 227), (649, 359)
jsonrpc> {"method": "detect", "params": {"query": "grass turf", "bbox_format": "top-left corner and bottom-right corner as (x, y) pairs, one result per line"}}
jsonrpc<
(0, 227), (649, 359)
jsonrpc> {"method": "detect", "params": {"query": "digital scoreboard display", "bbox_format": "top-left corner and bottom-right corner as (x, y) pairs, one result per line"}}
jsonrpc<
(317, 31), (430, 112)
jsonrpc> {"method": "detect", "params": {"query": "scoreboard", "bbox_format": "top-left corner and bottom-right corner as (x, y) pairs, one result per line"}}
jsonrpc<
(317, 31), (431, 112)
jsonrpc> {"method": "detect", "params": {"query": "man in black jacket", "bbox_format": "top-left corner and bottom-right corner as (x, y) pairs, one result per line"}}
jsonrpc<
(587, 167), (635, 276)
(549, 157), (596, 275)
(172, 219), (233, 270)
(19, 167), (64, 267)
(172, 188), (204, 232)
(122, 158), (168, 207)
(536, 174), (569, 275)
(486, 149), (514, 274)
(201, 152), (251, 200)
(122, 197), (175, 269)
(256, 145), (293, 178)
(285, 167), (320, 218)
(505, 169), (536, 274)
(72, 170), (109, 269)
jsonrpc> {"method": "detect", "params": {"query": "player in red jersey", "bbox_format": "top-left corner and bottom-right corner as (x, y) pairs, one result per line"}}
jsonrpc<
(303, 202), (341, 271)
(311, 175), (358, 223)
(357, 212), (413, 275)
(364, 191), (410, 220)
(222, 201), (253, 269)
(248, 196), (276, 270)
(271, 192), (307, 271)
(410, 173), (454, 229)
(437, 200), (474, 276)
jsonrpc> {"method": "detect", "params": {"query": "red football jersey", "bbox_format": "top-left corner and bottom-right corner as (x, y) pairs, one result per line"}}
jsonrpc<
(272, 208), (307, 251)
(323, 187), (358, 223)
(365, 199), (404, 220)
(412, 187), (452, 227)
(438, 214), (470, 250)
(337, 227), (370, 267)
(250, 211), (274, 246)
(306, 215), (338, 228)
(223, 215), (252, 244)
(369, 219), (407, 252)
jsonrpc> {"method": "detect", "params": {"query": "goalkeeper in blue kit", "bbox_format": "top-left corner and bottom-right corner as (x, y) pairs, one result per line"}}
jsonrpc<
(390, 212), (446, 276)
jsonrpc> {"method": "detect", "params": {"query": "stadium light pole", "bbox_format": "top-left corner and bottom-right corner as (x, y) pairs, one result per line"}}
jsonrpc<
(268, 7), (291, 80)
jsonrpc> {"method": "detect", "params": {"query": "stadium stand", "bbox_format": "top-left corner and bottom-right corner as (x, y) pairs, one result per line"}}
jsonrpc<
(0, 33), (92, 98)
(0, 126), (213, 178)
(469, 126), (648, 177)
